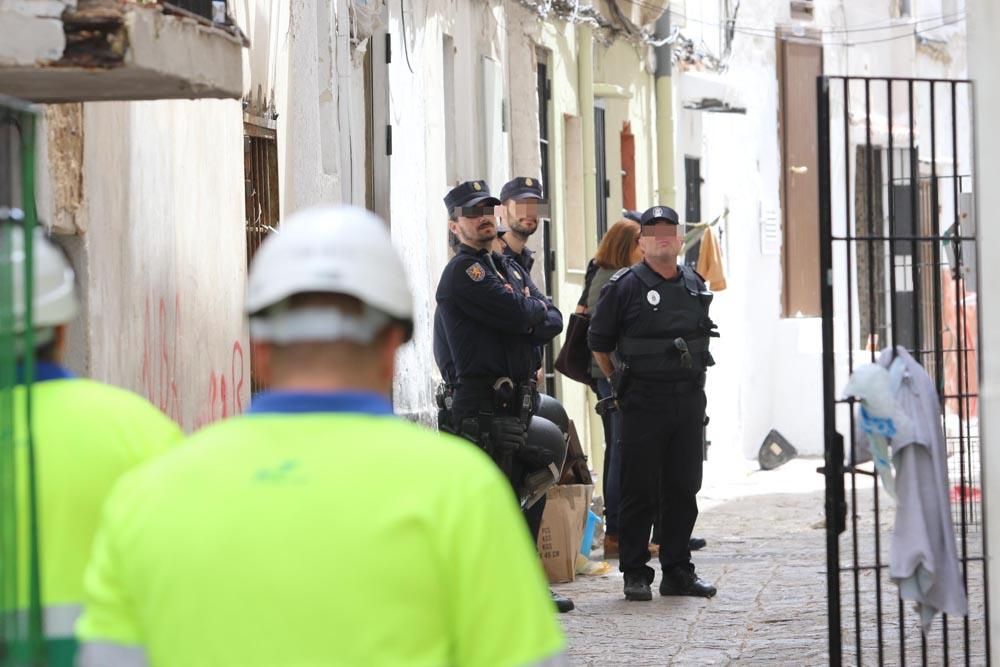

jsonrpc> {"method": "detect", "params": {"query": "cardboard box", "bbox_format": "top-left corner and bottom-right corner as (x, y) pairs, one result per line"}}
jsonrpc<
(536, 484), (593, 584)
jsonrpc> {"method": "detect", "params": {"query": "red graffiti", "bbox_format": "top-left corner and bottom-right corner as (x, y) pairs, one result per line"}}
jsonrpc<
(141, 292), (247, 431)
(192, 341), (247, 430)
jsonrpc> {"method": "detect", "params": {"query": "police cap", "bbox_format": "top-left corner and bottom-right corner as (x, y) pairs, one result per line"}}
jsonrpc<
(640, 205), (680, 226)
(623, 210), (642, 223)
(444, 180), (501, 215)
(499, 176), (544, 203)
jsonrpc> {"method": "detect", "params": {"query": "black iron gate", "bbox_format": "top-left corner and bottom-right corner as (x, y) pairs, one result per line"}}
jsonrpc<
(818, 76), (987, 664)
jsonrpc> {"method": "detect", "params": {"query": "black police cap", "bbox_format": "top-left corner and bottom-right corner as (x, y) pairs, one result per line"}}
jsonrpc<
(640, 205), (680, 226)
(499, 176), (544, 202)
(623, 210), (642, 223)
(444, 180), (501, 214)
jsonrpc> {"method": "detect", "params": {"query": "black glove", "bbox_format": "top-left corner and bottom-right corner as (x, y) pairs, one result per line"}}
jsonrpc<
(517, 441), (558, 468)
(490, 417), (525, 456)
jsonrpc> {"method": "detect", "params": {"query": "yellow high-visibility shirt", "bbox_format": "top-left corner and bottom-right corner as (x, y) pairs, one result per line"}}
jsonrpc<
(11, 364), (182, 666)
(77, 391), (565, 667)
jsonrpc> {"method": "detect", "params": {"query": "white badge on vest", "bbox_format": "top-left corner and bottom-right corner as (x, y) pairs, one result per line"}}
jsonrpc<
(647, 290), (660, 306)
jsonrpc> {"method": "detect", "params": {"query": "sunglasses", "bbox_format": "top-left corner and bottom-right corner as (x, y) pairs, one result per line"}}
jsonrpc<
(454, 206), (497, 219)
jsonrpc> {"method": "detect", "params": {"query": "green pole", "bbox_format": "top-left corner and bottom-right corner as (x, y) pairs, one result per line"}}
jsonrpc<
(19, 108), (44, 667)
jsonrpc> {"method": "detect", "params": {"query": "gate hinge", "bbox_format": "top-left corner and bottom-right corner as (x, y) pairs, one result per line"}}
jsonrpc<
(385, 33), (391, 63)
(386, 125), (393, 156)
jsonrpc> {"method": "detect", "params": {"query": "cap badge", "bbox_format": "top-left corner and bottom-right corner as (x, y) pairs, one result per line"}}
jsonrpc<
(466, 262), (486, 282)
(473, 182), (482, 191)
(655, 207), (664, 218)
(525, 178), (533, 186)
(647, 290), (661, 306)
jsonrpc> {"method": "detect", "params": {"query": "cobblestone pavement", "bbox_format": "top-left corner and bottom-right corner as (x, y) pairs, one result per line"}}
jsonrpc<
(552, 458), (988, 665)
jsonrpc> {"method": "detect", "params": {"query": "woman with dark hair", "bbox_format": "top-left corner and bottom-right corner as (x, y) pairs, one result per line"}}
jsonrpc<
(586, 219), (642, 558)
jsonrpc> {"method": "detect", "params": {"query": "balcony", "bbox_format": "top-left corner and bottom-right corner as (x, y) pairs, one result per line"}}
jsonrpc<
(0, 0), (244, 103)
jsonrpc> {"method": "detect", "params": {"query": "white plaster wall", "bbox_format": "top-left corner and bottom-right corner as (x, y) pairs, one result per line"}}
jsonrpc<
(0, 0), (71, 66)
(77, 100), (249, 433)
(282, 0), (344, 213)
(673, 0), (969, 460)
(385, 0), (501, 422)
(966, 0), (997, 651)
(674, 0), (824, 460)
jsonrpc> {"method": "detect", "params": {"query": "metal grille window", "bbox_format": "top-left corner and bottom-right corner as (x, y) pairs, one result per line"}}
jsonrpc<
(819, 76), (986, 665)
(244, 115), (279, 394)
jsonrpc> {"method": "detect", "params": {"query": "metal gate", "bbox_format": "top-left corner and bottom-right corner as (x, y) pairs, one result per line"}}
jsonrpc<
(818, 76), (988, 664)
(1, 95), (44, 666)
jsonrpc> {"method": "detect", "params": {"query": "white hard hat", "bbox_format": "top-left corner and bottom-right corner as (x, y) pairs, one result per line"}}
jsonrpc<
(246, 205), (413, 341)
(2, 222), (78, 341)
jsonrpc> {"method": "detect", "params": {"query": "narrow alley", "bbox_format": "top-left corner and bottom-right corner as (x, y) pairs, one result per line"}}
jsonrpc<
(557, 458), (988, 665)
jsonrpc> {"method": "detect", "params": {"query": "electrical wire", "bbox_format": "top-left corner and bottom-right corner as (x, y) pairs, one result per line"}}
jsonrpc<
(614, 0), (965, 46)
(843, 16), (965, 46)
(399, 0), (415, 73)
(666, 8), (965, 37)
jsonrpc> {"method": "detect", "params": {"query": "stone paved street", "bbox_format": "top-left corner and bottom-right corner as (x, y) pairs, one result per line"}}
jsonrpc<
(553, 457), (988, 665)
(554, 458), (830, 665)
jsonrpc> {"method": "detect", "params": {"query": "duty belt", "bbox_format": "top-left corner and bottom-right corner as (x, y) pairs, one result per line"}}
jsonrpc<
(629, 374), (706, 393)
(618, 336), (711, 359)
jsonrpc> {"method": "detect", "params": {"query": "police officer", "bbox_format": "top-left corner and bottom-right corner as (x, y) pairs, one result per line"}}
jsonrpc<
(589, 205), (719, 601)
(625, 207), (708, 557)
(497, 176), (546, 272)
(4, 222), (182, 666)
(77, 206), (567, 666)
(434, 181), (573, 612)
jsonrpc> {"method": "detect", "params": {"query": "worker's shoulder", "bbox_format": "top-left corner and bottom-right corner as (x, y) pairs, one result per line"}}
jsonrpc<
(44, 377), (174, 422)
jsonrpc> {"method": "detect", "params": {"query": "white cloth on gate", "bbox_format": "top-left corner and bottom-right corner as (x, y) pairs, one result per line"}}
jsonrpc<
(877, 346), (967, 632)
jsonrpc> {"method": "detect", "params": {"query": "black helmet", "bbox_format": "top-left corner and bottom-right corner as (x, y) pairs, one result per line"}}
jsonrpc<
(518, 416), (568, 509)
(535, 394), (569, 435)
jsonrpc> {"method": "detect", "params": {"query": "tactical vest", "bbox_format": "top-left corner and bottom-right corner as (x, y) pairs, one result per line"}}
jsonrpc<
(616, 262), (717, 380)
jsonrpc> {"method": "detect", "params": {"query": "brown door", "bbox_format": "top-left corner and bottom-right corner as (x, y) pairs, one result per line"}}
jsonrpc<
(778, 36), (822, 317)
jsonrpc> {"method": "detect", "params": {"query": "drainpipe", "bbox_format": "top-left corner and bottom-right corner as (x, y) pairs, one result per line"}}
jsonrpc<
(654, 11), (675, 207)
(579, 25), (597, 245)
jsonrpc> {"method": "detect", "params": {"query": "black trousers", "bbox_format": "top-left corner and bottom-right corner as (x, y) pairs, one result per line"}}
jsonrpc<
(618, 384), (706, 580)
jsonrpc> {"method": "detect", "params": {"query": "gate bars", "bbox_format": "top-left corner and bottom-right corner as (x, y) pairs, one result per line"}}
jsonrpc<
(819, 76), (987, 664)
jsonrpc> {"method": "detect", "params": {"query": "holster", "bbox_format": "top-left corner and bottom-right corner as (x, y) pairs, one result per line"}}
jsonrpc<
(610, 362), (630, 398)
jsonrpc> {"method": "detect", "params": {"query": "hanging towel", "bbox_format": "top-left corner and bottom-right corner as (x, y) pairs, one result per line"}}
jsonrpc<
(876, 347), (968, 633)
(696, 225), (727, 291)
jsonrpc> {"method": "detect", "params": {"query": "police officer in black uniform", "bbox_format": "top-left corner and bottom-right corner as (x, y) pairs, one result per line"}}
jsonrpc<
(434, 180), (573, 612)
(589, 205), (719, 602)
(497, 176), (545, 272)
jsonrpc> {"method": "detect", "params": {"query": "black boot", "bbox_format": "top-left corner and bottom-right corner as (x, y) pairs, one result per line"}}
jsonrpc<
(689, 537), (707, 551)
(659, 564), (716, 598)
(551, 590), (574, 613)
(623, 573), (653, 602)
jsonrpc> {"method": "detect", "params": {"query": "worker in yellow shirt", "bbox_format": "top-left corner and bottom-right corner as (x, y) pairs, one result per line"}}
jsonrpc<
(76, 205), (567, 667)
(3, 223), (182, 666)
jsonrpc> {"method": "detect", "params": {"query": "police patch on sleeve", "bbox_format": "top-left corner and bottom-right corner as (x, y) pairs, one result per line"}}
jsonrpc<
(466, 262), (486, 282)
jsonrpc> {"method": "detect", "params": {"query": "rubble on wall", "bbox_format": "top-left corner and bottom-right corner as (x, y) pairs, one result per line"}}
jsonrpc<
(59, 0), (127, 67)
